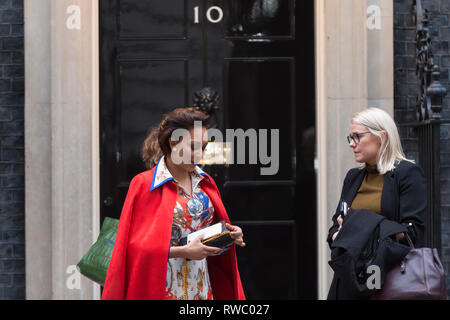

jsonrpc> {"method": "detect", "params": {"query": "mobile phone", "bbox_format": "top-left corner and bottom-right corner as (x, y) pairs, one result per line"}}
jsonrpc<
(340, 201), (348, 219)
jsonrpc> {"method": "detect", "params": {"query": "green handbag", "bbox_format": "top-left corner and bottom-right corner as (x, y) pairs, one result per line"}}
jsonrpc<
(76, 217), (119, 286)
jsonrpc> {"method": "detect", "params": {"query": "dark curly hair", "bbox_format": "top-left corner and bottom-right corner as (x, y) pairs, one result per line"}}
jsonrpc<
(141, 107), (210, 169)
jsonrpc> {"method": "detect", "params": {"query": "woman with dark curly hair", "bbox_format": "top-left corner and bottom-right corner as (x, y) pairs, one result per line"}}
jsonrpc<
(102, 107), (246, 300)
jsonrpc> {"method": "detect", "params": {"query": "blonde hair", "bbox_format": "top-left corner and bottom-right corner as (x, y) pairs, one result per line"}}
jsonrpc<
(351, 107), (414, 174)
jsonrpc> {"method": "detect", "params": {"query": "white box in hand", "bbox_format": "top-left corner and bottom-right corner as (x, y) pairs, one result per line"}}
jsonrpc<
(187, 222), (223, 244)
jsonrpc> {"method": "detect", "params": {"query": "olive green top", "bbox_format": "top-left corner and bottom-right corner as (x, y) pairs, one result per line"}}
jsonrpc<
(350, 164), (385, 214)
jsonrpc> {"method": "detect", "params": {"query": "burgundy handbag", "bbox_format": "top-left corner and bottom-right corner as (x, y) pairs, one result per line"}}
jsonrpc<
(371, 233), (447, 300)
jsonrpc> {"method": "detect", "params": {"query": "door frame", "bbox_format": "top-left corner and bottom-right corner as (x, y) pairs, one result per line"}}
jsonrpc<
(25, 0), (101, 299)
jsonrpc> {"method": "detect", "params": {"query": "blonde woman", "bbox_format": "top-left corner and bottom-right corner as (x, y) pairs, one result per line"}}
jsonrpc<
(327, 107), (426, 299)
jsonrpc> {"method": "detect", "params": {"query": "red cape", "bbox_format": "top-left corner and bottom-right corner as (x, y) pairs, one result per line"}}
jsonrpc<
(101, 167), (246, 300)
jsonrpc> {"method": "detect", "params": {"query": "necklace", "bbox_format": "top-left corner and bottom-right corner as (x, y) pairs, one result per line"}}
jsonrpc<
(186, 196), (205, 217)
(175, 175), (205, 218)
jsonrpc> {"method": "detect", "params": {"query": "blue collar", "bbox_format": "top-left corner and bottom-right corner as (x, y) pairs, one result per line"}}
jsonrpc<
(149, 156), (210, 191)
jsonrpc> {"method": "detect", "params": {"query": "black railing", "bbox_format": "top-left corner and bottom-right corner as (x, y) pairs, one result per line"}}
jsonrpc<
(400, 0), (448, 253)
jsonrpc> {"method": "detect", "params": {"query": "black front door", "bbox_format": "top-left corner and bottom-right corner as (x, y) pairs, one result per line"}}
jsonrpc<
(100, 0), (316, 299)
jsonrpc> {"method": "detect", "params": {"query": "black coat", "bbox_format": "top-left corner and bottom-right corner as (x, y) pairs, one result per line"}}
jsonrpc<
(328, 209), (411, 299)
(326, 160), (426, 299)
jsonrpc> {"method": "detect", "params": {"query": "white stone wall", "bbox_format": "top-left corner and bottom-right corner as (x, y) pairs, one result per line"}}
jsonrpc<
(25, 0), (100, 299)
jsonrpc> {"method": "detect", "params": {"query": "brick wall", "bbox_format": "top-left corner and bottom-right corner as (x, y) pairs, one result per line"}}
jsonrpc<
(0, 0), (24, 300)
(394, 0), (450, 298)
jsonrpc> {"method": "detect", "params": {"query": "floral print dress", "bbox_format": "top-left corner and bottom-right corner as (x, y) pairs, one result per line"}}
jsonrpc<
(165, 178), (216, 300)
(151, 156), (216, 300)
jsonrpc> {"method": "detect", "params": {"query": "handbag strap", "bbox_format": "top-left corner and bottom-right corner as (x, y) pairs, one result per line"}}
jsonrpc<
(404, 232), (414, 249)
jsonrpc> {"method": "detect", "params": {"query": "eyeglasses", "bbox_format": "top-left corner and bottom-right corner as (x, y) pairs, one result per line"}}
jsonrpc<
(347, 132), (371, 145)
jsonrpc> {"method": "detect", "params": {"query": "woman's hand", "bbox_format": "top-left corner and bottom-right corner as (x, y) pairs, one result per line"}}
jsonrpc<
(184, 236), (223, 260)
(226, 223), (246, 247)
(332, 214), (344, 242)
(395, 232), (405, 241)
(170, 236), (222, 260)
